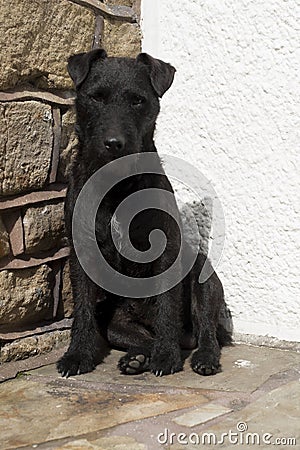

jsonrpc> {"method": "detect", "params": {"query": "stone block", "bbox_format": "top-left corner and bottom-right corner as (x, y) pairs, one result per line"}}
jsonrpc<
(57, 109), (78, 183)
(0, 102), (53, 196)
(0, 0), (95, 89)
(0, 216), (10, 258)
(0, 329), (70, 363)
(23, 201), (65, 254)
(103, 20), (141, 57)
(0, 265), (53, 329)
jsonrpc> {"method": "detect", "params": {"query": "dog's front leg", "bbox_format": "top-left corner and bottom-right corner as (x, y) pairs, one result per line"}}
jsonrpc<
(150, 272), (183, 376)
(57, 250), (107, 377)
(190, 272), (222, 376)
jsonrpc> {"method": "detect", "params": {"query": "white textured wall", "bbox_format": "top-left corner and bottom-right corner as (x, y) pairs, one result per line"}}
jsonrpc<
(141, 0), (300, 341)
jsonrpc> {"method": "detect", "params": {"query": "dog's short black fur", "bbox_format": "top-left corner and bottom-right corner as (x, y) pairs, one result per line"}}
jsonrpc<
(57, 49), (232, 378)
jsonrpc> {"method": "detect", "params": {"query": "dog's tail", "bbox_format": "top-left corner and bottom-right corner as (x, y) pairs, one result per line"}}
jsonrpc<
(217, 303), (233, 347)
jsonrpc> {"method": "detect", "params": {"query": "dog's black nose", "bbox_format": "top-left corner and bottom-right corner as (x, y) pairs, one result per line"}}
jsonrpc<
(104, 137), (125, 152)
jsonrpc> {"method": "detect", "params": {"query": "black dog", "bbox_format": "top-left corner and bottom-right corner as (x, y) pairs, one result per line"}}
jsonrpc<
(57, 49), (232, 378)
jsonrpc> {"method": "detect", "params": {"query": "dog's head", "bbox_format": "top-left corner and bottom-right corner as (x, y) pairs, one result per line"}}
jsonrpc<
(68, 49), (176, 167)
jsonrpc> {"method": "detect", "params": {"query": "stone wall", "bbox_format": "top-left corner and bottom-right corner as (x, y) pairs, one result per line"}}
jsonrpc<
(0, 0), (141, 362)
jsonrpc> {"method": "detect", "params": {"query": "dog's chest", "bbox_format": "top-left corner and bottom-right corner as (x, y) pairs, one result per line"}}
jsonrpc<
(95, 206), (159, 259)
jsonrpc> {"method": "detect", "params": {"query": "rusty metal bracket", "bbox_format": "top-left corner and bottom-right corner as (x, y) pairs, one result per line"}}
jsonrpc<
(0, 185), (67, 212)
(0, 247), (70, 271)
(69, 0), (137, 22)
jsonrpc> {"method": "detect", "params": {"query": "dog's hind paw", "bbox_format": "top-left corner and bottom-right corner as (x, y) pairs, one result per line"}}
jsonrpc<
(57, 352), (95, 377)
(118, 352), (150, 375)
(191, 350), (221, 376)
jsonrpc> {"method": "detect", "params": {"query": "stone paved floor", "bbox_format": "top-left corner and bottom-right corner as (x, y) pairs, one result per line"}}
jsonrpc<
(1, 344), (300, 449)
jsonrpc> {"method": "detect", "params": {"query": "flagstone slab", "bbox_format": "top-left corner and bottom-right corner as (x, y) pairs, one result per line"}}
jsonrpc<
(0, 377), (208, 449)
(171, 380), (300, 449)
(56, 436), (146, 450)
(172, 403), (232, 427)
(1, 345), (300, 450)
(32, 344), (300, 394)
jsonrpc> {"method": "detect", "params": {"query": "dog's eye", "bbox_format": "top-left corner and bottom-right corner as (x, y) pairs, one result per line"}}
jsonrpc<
(89, 90), (108, 103)
(131, 96), (146, 107)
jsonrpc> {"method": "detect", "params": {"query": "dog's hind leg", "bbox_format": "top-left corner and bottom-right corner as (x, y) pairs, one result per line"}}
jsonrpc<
(107, 321), (154, 375)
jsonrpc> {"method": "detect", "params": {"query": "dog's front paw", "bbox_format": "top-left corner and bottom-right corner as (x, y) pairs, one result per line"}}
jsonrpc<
(191, 350), (221, 376)
(150, 345), (183, 376)
(57, 351), (95, 377)
(118, 350), (150, 375)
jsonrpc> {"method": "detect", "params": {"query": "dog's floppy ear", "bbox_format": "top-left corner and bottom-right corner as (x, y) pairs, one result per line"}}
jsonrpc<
(68, 49), (107, 88)
(136, 53), (176, 97)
